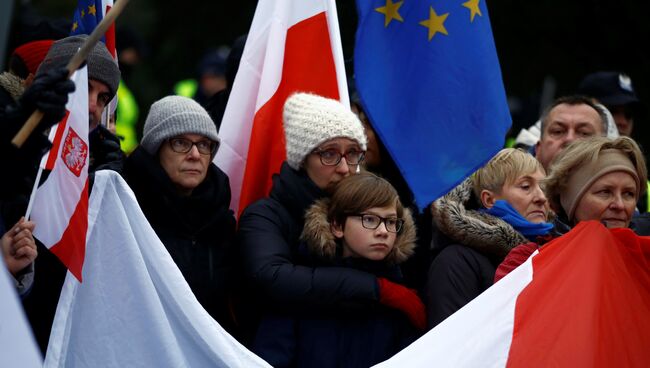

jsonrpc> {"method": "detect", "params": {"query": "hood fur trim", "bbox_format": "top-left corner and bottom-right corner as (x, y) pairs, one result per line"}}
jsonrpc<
(0, 72), (25, 102)
(301, 199), (416, 264)
(430, 177), (528, 259)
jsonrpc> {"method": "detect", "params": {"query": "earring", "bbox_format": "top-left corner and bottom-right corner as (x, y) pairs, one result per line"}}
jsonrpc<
(356, 165), (360, 174)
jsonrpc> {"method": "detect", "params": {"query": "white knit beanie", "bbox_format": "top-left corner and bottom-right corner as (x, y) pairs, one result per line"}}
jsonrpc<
(283, 93), (367, 170)
(141, 96), (220, 158)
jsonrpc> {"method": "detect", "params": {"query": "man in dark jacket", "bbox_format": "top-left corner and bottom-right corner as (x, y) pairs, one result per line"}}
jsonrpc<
(12, 36), (123, 352)
(120, 95), (238, 336)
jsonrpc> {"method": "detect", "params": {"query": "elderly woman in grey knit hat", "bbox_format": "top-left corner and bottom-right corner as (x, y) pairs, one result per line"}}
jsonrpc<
(238, 93), (426, 343)
(119, 95), (239, 336)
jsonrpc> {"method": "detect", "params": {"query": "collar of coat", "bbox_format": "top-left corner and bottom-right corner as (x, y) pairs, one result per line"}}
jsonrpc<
(300, 198), (417, 265)
(430, 177), (528, 259)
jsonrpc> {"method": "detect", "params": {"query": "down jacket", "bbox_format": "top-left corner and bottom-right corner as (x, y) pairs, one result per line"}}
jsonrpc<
(252, 197), (419, 368)
(238, 162), (380, 311)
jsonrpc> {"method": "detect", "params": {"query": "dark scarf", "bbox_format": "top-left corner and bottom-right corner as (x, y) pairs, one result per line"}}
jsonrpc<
(123, 147), (235, 236)
(269, 162), (328, 227)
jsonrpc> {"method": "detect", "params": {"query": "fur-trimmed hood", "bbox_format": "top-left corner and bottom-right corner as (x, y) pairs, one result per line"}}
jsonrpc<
(301, 199), (417, 264)
(0, 72), (26, 102)
(430, 177), (528, 259)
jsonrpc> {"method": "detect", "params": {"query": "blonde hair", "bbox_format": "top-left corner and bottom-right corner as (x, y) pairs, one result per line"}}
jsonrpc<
(545, 136), (647, 218)
(472, 148), (544, 199)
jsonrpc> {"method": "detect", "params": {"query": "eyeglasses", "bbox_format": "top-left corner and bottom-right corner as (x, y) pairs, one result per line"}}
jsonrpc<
(351, 214), (404, 233)
(168, 137), (218, 155)
(313, 149), (365, 166)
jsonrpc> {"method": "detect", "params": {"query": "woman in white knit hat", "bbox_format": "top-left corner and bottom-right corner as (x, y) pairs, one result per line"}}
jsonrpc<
(119, 95), (239, 336)
(238, 93), (426, 347)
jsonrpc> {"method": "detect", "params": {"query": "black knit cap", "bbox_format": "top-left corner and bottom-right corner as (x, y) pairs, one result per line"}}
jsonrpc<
(36, 35), (120, 99)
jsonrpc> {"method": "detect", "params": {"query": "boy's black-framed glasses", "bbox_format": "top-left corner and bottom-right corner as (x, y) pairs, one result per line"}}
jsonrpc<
(351, 214), (403, 233)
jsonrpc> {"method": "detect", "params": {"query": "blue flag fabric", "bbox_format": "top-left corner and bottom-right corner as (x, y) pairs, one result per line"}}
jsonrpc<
(354, 0), (511, 208)
(70, 0), (105, 37)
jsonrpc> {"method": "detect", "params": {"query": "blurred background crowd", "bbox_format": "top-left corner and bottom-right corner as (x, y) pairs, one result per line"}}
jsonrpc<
(3, 0), (649, 161)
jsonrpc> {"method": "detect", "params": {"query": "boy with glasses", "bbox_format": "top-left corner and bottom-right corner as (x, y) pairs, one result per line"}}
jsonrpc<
(252, 172), (422, 367)
(239, 93), (426, 348)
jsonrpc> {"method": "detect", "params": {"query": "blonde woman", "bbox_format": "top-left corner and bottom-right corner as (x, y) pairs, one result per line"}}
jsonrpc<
(495, 136), (647, 281)
(426, 148), (552, 328)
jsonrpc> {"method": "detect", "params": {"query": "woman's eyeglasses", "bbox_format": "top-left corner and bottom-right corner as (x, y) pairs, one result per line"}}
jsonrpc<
(313, 149), (365, 166)
(168, 137), (218, 155)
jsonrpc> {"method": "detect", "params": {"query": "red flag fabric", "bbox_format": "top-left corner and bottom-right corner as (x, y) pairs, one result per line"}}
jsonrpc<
(373, 221), (650, 367)
(31, 67), (90, 282)
(506, 221), (650, 367)
(214, 0), (348, 216)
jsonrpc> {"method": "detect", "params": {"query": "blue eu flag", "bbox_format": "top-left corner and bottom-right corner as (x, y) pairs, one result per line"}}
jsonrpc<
(70, 0), (105, 37)
(354, 0), (511, 208)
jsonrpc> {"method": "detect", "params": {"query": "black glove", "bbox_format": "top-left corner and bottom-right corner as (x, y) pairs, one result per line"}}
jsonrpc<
(89, 125), (124, 173)
(19, 66), (75, 126)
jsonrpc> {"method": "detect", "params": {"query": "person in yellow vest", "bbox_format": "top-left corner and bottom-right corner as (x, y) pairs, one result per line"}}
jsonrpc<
(114, 27), (145, 154)
(114, 79), (139, 153)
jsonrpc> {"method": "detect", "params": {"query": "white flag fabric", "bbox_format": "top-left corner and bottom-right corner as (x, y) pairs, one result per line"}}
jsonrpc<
(0, 266), (42, 368)
(373, 249), (535, 368)
(44, 170), (270, 367)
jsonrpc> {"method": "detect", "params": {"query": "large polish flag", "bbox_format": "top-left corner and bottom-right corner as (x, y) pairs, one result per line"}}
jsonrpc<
(214, 0), (348, 216)
(375, 221), (650, 367)
(30, 67), (89, 282)
(45, 171), (271, 367)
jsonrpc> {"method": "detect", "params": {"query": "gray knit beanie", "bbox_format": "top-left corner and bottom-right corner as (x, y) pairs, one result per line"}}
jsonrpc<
(283, 93), (367, 170)
(36, 35), (120, 99)
(141, 96), (220, 159)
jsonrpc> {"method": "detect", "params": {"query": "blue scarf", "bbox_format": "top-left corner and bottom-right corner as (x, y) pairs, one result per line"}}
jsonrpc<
(480, 200), (553, 241)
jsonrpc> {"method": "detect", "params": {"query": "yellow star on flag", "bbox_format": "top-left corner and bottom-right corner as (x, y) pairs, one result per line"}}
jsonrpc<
(88, 5), (97, 16)
(375, 0), (404, 27)
(462, 0), (482, 22)
(81, 9), (85, 18)
(72, 22), (78, 32)
(419, 7), (449, 41)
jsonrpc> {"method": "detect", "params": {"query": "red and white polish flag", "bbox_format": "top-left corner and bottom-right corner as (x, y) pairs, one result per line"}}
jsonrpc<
(214, 0), (348, 216)
(31, 67), (90, 282)
(374, 221), (650, 367)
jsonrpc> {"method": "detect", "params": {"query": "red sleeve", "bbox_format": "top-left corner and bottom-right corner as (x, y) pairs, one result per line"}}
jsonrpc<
(494, 242), (539, 283)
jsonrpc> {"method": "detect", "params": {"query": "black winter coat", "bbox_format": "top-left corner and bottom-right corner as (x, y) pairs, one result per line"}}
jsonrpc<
(252, 258), (417, 368)
(238, 162), (378, 311)
(123, 147), (238, 334)
(425, 178), (529, 329)
(426, 244), (497, 327)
